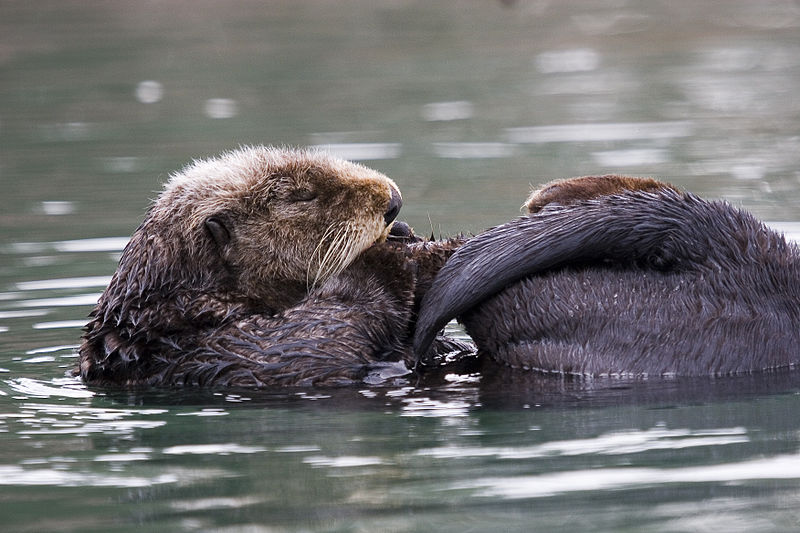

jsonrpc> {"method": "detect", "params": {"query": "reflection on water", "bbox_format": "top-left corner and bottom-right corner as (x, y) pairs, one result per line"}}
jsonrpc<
(506, 121), (694, 143)
(15, 276), (111, 291)
(419, 426), (751, 459)
(432, 142), (516, 159)
(3, 0), (800, 530)
(2, 377), (799, 530)
(422, 100), (474, 122)
(457, 451), (800, 500)
(310, 142), (403, 161)
(5, 237), (129, 254)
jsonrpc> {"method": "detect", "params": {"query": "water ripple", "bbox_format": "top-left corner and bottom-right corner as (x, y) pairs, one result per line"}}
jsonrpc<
(16, 276), (112, 291)
(7, 378), (93, 399)
(453, 452), (800, 500)
(432, 142), (515, 159)
(7, 401), (169, 438)
(5, 237), (129, 254)
(0, 465), (179, 488)
(400, 396), (471, 418)
(162, 444), (266, 455)
(303, 455), (386, 468)
(33, 320), (88, 330)
(309, 143), (402, 161)
(417, 426), (749, 459)
(422, 100), (474, 121)
(506, 121), (693, 143)
(18, 293), (101, 308)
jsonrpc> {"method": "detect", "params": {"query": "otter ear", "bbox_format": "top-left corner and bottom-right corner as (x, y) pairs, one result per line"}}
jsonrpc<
(205, 216), (231, 248)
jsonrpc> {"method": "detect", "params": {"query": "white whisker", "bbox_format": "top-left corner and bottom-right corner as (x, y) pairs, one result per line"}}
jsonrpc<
(314, 234), (340, 286)
(307, 220), (382, 290)
(307, 222), (339, 289)
(313, 223), (352, 288)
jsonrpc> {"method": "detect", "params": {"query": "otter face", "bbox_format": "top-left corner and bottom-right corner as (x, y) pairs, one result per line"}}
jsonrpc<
(155, 146), (401, 309)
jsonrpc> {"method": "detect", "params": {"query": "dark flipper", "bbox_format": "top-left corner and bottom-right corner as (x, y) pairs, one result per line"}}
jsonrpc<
(412, 190), (697, 363)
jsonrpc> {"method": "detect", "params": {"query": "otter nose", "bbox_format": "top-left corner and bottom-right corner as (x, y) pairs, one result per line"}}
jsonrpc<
(384, 188), (402, 226)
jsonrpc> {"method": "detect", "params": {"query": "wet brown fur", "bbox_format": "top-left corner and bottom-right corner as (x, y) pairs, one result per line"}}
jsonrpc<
(79, 146), (468, 388)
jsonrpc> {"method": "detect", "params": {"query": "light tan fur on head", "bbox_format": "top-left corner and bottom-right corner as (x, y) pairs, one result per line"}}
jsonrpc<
(119, 146), (401, 312)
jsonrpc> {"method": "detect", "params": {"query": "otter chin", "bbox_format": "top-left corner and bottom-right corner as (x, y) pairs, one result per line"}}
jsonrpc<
(414, 175), (800, 377)
(79, 146), (441, 388)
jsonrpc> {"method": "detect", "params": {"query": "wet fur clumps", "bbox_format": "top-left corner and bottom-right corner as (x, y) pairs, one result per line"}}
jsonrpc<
(415, 175), (800, 377)
(84, 150), (799, 388)
(78, 146), (469, 388)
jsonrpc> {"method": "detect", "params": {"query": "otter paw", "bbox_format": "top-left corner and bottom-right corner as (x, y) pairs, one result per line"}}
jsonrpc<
(387, 221), (423, 243)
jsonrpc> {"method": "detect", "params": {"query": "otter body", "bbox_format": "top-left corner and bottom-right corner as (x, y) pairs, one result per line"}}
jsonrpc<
(79, 147), (468, 388)
(415, 176), (800, 377)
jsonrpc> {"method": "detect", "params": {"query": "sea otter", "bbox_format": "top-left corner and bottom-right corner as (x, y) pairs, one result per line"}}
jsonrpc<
(79, 146), (469, 388)
(414, 175), (800, 377)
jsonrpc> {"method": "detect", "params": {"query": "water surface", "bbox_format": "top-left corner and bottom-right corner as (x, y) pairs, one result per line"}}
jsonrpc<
(2, 1), (800, 531)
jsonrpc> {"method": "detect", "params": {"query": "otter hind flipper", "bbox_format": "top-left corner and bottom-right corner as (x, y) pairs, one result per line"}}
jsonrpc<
(412, 190), (690, 363)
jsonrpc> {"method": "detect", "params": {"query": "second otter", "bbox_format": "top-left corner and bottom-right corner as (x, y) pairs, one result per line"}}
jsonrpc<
(414, 175), (800, 377)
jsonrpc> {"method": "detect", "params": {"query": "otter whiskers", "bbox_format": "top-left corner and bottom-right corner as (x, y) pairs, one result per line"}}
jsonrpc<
(308, 222), (368, 289)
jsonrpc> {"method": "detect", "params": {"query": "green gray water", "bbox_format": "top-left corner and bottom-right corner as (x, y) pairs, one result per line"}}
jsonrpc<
(2, 1), (800, 531)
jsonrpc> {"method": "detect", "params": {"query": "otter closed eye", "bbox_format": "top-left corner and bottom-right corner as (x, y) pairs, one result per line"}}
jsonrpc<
(289, 188), (317, 202)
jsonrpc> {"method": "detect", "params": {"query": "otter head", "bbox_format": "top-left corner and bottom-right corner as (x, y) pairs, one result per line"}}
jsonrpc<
(109, 146), (402, 315)
(525, 175), (677, 214)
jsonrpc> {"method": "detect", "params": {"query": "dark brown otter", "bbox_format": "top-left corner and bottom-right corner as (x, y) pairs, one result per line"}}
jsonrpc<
(414, 175), (800, 377)
(79, 146), (469, 388)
